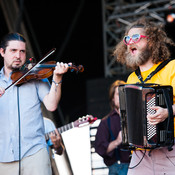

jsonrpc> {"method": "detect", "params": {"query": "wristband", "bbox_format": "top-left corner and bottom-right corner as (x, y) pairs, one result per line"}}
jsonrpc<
(52, 80), (62, 86)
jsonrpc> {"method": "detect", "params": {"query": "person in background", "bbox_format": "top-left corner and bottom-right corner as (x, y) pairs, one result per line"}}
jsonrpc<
(0, 32), (70, 175)
(113, 17), (175, 175)
(95, 80), (130, 175)
(44, 117), (64, 155)
(44, 117), (64, 175)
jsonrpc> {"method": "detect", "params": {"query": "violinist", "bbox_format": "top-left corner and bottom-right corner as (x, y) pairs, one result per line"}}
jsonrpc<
(0, 33), (70, 175)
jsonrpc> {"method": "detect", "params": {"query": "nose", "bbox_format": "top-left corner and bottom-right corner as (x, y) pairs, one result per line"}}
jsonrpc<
(129, 38), (134, 45)
(15, 51), (21, 58)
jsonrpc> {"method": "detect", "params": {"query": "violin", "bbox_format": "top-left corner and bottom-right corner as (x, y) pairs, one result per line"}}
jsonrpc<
(5, 48), (84, 91)
(11, 61), (84, 85)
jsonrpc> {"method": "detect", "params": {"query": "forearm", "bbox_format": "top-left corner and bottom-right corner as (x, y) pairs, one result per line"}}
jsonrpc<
(107, 131), (122, 154)
(43, 62), (70, 111)
(106, 139), (120, 154)
(43, 75), (63, 111)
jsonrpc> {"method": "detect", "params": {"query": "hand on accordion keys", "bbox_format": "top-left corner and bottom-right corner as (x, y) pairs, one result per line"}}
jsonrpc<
(147, 106), (168, 125)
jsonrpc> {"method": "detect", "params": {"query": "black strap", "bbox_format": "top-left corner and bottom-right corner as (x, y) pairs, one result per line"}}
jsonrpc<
(107, 117), (120, 161)
(162, 88), (174, 151)
(135, 58), (172, 83)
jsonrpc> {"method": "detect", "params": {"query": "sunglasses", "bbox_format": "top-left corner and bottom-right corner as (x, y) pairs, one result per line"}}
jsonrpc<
(123, 34), (147, 45)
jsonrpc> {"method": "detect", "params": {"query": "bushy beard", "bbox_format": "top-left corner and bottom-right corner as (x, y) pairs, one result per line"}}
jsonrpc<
(125, 46), (151, 70)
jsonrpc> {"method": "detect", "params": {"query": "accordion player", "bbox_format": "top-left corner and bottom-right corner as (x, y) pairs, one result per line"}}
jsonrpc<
(119, 83), (174, 150)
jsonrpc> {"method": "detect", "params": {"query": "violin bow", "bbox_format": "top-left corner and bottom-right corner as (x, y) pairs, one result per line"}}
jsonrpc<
(5, 48), (56, 91)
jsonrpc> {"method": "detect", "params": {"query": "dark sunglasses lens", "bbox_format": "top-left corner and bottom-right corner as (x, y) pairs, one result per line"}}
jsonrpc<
(124, 36), (130, 44)
(132, 34), (140, 42)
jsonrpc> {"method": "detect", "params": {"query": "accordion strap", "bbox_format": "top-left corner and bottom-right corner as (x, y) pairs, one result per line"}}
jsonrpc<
(135, 58), (172, 83)
(162, 88), (174, 151)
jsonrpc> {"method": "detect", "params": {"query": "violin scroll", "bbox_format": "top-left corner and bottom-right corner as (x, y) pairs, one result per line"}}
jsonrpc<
(69, 64), (84, 73)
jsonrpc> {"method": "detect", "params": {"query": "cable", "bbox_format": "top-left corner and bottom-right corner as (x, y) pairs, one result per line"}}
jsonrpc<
(129, 150), (146, 169)
(17, 86), (21, 175)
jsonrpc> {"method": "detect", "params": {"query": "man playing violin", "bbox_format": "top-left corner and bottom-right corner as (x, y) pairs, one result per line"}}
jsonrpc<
(0, 32), (70, 175)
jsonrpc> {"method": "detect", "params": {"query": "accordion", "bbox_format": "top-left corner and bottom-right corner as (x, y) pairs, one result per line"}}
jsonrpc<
(119, 84), (174, 150)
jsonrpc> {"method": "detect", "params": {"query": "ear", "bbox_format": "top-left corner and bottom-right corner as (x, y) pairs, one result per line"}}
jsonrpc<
(0, 48), (5, 57)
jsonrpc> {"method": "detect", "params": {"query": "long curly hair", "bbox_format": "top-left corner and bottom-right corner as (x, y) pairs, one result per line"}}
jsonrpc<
(113, 17), (175, 68)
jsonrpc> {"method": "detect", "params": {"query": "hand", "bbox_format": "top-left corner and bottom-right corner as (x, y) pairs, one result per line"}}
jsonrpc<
(50, 129), (64, 155)
(147, 106), (168, 125)
(52, 62), (72, 84)
(54, 62), (72, 76)
(0, 87), (5, 97)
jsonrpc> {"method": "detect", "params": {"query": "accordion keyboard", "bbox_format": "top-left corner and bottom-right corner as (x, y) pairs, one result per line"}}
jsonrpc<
(146, 95), (157, 141)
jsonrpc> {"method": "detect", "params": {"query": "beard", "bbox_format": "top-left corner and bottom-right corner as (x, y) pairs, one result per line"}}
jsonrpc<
(125, 46), (151, 70)
(8, 59), (25, 71)
(7, 64), (21, 71)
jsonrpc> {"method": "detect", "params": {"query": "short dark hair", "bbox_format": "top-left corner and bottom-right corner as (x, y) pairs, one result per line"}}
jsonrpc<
(0, 33), (26, 51)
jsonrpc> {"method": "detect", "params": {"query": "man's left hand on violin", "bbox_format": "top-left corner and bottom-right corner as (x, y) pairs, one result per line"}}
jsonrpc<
(53, 62), (72, 76)
(52, 62), (72, 84)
